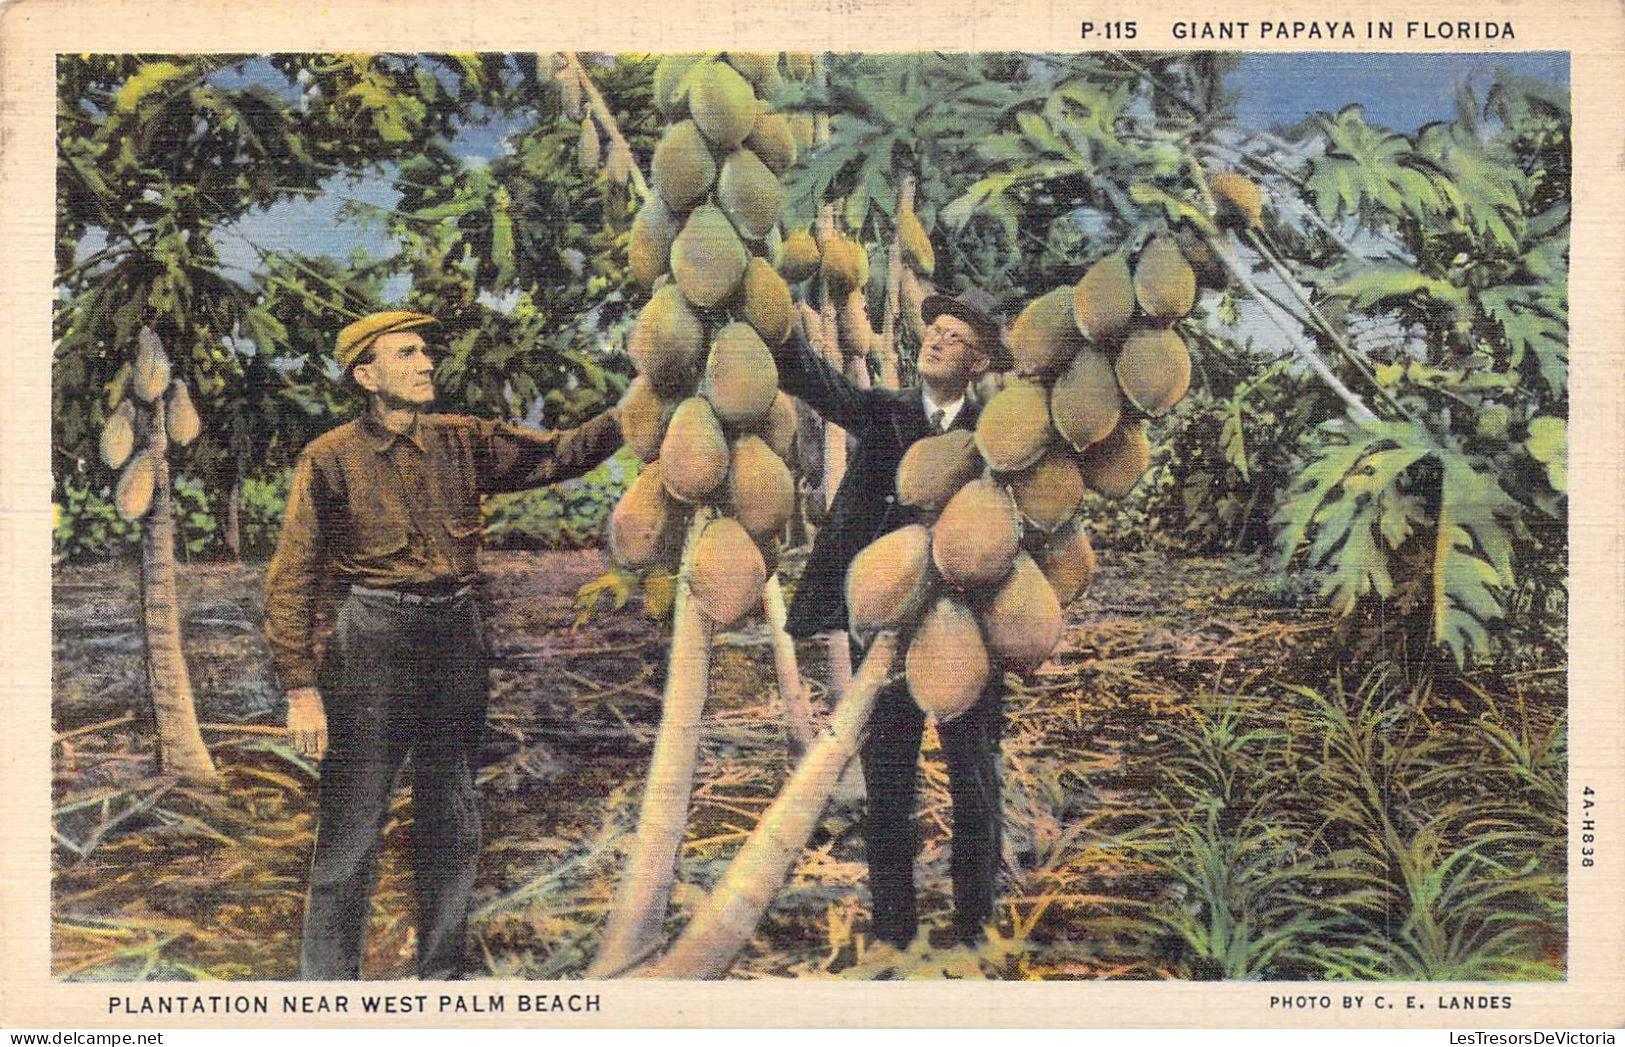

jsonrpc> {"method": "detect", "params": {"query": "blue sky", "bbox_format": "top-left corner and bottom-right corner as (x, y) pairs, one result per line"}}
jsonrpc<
(1228, 51), (1569, 132)
(186, 52), (1572, 298)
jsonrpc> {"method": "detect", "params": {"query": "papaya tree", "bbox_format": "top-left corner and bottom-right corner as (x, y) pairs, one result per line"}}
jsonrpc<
(55, 53), (522, 537)
(101, 328), (216, 781)
(940, 54), (1569, 669)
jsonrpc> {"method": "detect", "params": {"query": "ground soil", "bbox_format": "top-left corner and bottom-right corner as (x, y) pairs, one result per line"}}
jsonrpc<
(49, 545), (1553, 981)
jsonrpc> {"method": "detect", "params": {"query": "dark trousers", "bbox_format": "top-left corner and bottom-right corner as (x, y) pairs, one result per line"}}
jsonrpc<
(301, 591), (488, 980)
(859, 666), (1004, 947)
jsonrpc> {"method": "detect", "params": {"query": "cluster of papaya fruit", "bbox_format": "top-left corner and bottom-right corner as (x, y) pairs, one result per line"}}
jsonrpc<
(100, 328), (201, 522)
(609, 52), (812, 626)
(844, 182), (1261, 718)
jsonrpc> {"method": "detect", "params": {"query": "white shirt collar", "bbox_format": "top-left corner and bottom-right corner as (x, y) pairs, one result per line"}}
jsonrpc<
(922, 387), (966, 430)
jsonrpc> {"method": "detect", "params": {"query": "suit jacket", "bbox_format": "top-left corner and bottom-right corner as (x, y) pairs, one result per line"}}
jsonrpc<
(775, 333), (981, 638)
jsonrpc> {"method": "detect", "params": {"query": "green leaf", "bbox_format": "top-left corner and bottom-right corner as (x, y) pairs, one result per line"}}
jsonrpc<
(1014, 110), (1070, 158)
(490, 187), (515, 287)
(1327, 265), (1467, 312)
(115, 61), (191, 113)
(1524, 416), (1566, 493)
(1431, 453), (1516, 666)
(1219, 406), (1248, 482)
(573, 567), (635, 627)
(1128, 182), (1217, 235)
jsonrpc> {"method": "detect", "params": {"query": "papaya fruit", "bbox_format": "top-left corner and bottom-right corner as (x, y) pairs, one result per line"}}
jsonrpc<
(741, 257), (793, 346)
(906, 596), (990, 720)
(165, 381), (201, 446)
(687, 60), (758, 152)
(652, 54), (703, 118)
(979, 552), (1063, 674)
(724, 52), (776, 86)
(651, 120), (717, 213)
(845, 523), (933, 638)
(932, 477), (1022, 589)
(1050, 346), (1122, 452)
(610, 461), (679, 568)
(578, 116), (601, 172)
(1134, 235), (1196, 323)
(115, 448), (157, 521)
(99, 400), (137, 469)
(760, 391), (798, 460)
(1211, 172), (1263, 230)
(897, 208), (935, 276)
(1073, 254), (1136, 342)
(671, 204), (749, 309)
(974, 379), (1054, 473)
(717, 147), (784, 241)
(836, 289), (873, 357)
(897, 428), (980, 511)
(788, 113), (815, 152)
(628, 196), (680, 289)
(702, 322), (779, 427)
(1010, 449), (1086, 533)
(629, 284), (705, 396)
(1034, 521), (1096, 606)
(1115, 328), (1191, 417)
(776, 228), (821, 282)
(660, 397), (731, 502)
(133, 329), (171, 403)
(1077, 418), (1150, 499)
(727, 434), (794, 543)
(690, 515), (767, 625)
(1008, 287), (1083, 377)
(620, 375), (676, 463)
(744, 111), (797, 175)
(820, 235), (867, 297)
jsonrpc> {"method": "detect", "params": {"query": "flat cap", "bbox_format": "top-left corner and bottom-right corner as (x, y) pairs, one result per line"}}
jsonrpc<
(335, 311), (438, 371)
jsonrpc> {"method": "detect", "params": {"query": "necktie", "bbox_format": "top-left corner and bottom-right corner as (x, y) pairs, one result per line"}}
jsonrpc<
(929, 408), (946, 432)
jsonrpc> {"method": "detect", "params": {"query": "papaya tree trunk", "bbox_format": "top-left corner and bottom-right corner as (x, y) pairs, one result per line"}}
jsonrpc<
(589, 508), (716, 976)
(823, 629), (866, 805)
(762, 574), (814, 758)
(874, 177), (915, 390)
(1203, 228), (1377, 425)
(638, 633), (899, 979)
(814, 204), (847, 512)
(140, 397), (218, 782)
(223, 465), (242, 560)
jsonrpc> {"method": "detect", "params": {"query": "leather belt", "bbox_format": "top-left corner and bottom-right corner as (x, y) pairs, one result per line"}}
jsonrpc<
(349, 583), (474, 606)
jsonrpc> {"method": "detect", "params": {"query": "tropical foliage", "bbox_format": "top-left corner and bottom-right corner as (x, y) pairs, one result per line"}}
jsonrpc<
(50, 49), (1569, 984)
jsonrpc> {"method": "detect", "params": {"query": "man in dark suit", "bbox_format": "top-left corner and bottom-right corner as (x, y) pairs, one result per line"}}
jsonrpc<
(773, 291), (1012, 950)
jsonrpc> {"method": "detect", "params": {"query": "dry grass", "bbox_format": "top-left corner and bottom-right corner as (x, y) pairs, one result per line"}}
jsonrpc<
(49, 548), (1565, 981)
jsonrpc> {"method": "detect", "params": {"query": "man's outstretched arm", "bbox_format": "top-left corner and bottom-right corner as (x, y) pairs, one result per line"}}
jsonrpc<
(474, 407), (624, 494)
(772, 315), (890, 434)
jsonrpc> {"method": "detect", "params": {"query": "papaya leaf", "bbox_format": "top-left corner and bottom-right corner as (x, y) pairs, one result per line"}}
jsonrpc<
(1524, 417), (1567, 493)
(1129, 182), (1217, 235)
(1430, 453), (1516, 666)
(1275, 419), (1517, 665)
(574, 567), (635, 627)
(1327, 265), (1468, 312)
(115, 61), (191, 113)
(1219, 407), (1248, 482)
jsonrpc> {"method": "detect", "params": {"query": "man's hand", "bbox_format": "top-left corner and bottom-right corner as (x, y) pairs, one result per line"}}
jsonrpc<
(287, 686), (328, 761)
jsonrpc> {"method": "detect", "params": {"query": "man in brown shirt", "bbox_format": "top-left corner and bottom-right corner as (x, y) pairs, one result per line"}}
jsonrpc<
(265, 311), (622, 979)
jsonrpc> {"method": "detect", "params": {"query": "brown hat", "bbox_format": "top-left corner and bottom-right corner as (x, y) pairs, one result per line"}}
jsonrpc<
(920, 290), (1012, 370)
(335, 311), (438, 371)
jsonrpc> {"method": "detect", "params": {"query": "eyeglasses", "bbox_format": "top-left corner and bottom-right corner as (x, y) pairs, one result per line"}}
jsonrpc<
(925, 324), (980, 351)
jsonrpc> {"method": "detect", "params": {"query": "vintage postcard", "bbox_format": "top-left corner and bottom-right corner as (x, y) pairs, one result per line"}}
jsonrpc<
(2, 0), (1621, 1030)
